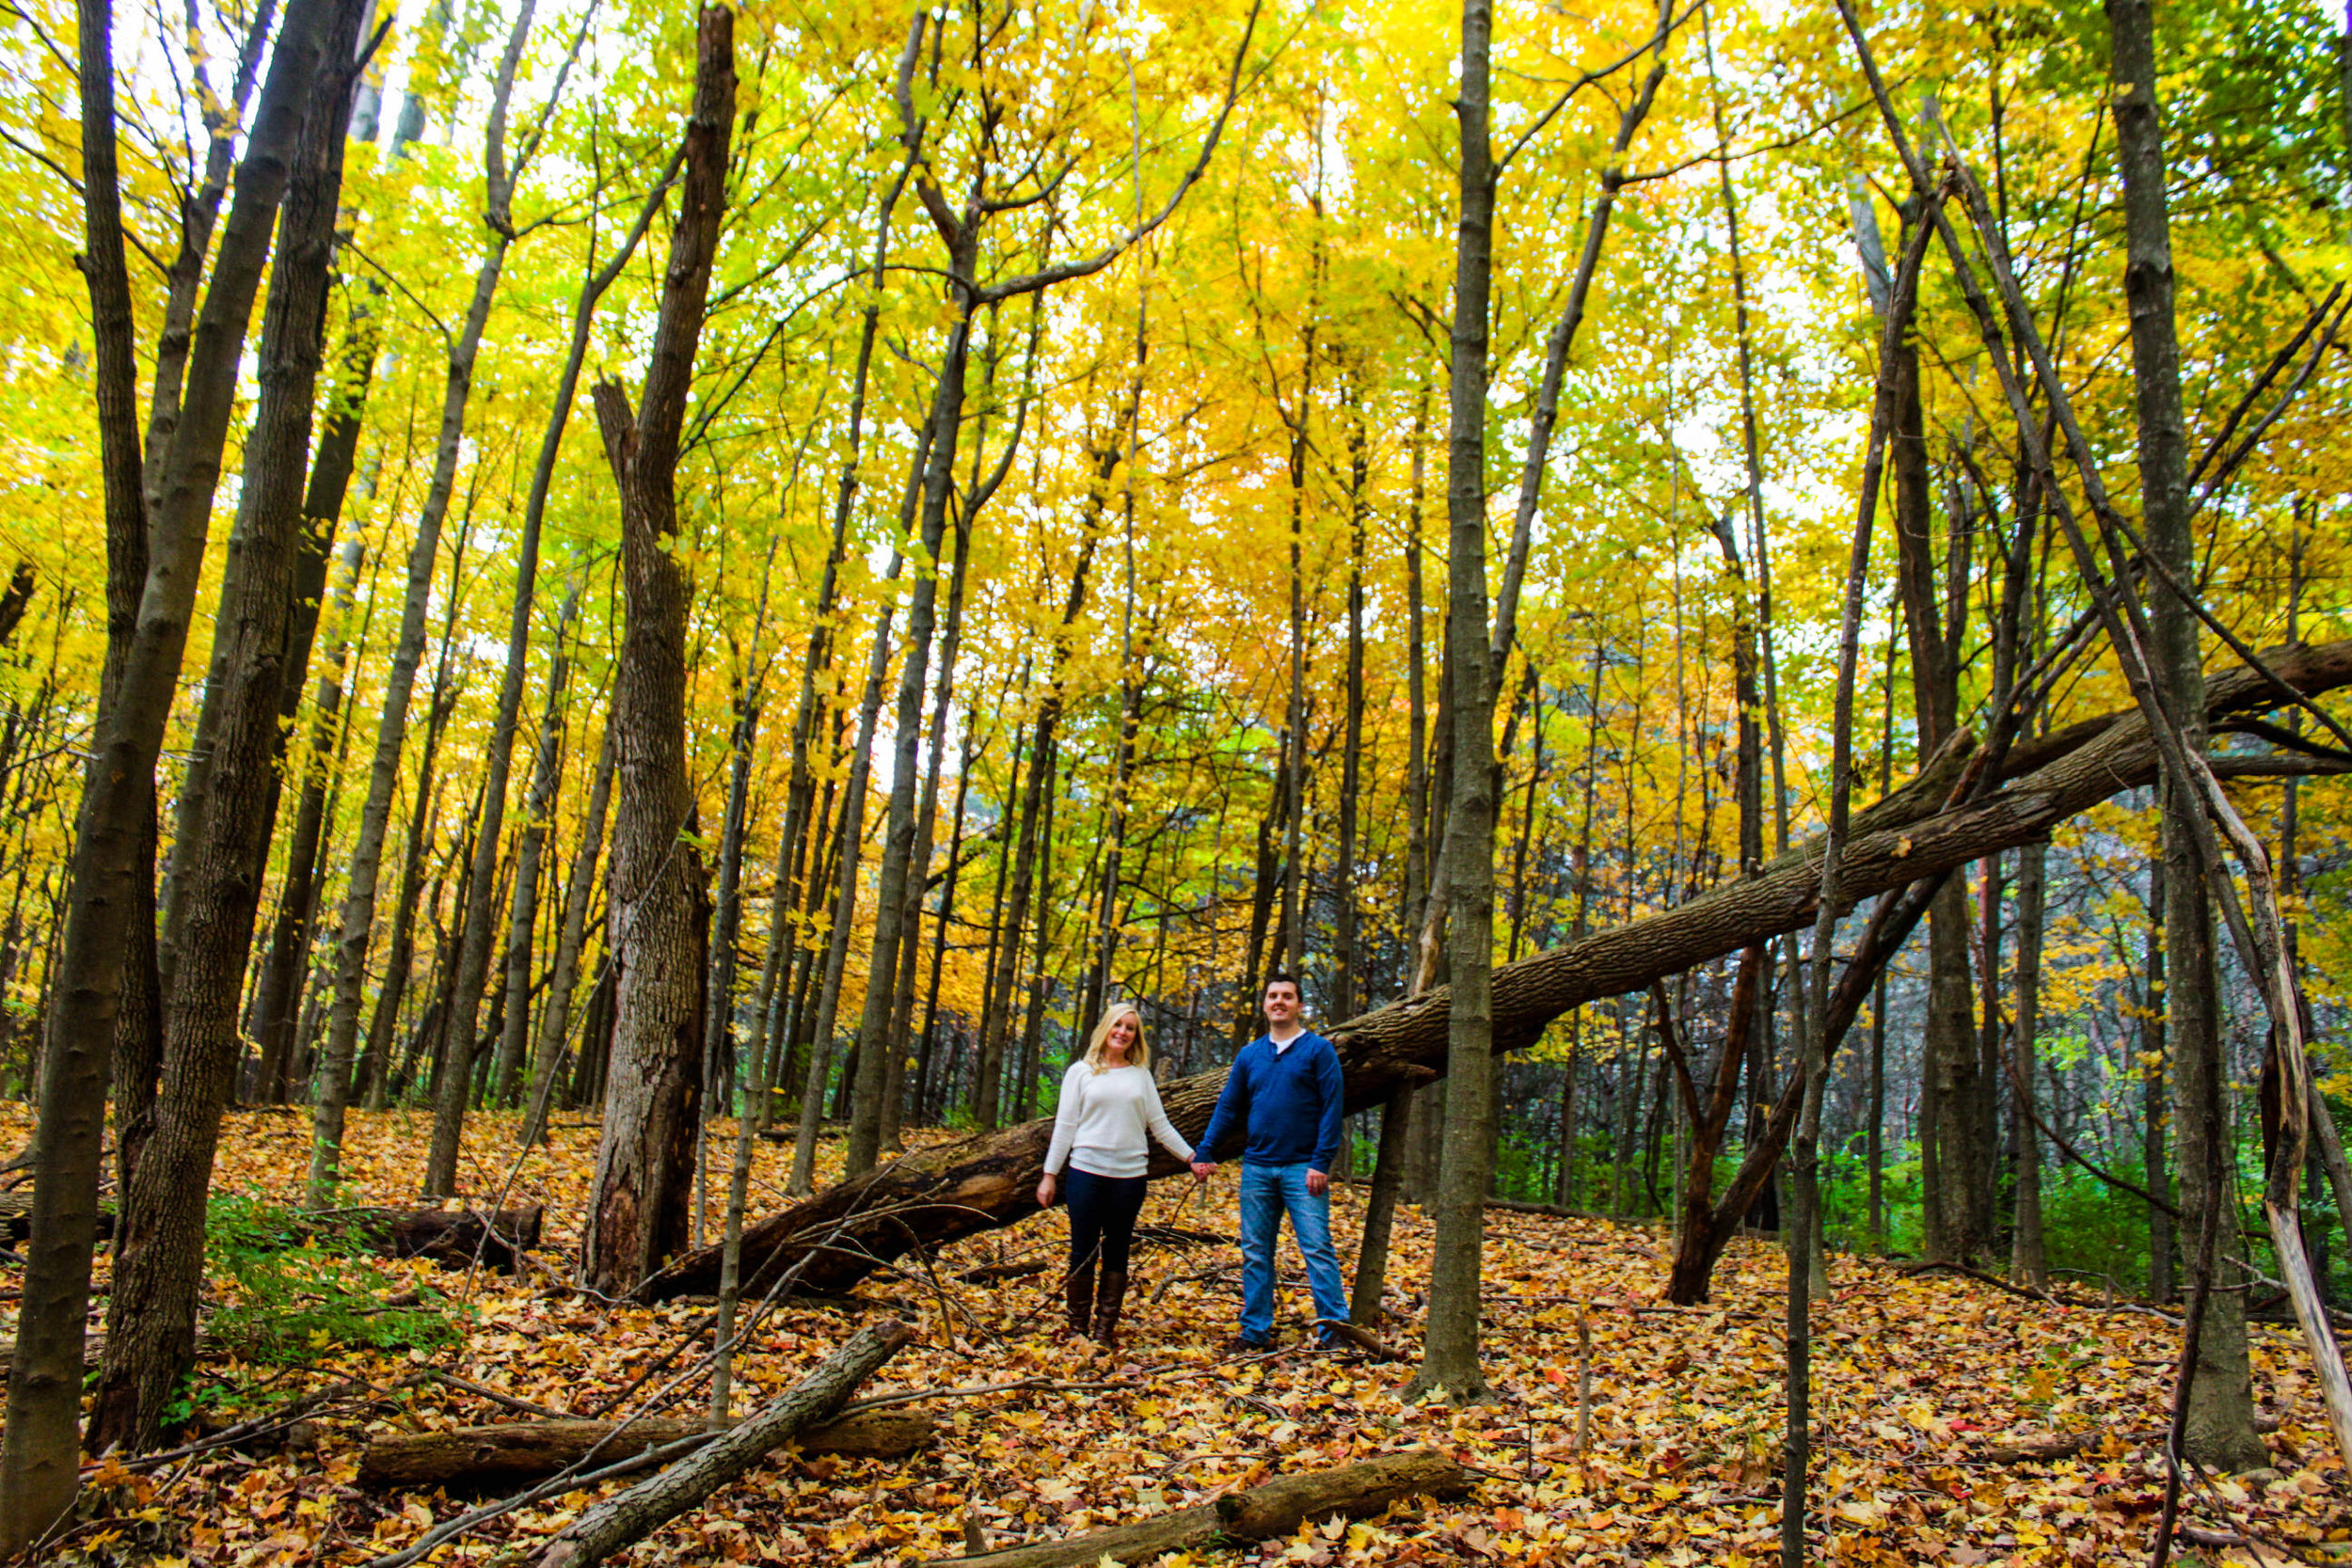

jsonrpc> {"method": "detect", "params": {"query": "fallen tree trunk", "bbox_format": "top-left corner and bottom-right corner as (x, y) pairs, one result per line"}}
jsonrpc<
(0, 1196), (537, 1271)
(637, 641), (2352, 1303)
(527, 1316), (914, 1568)
(352, 1206), (543, 1272)
(934, 1448), (1473, 1568)
(358, 1409), (931, 1492)
(0, 1192), (112, 1243)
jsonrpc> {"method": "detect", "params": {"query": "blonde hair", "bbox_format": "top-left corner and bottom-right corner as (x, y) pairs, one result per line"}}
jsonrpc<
(1082, 1004), (1151, 1074)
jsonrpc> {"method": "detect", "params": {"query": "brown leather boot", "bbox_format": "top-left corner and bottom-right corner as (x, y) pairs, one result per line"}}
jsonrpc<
(1065, 1257), (1096, 1339)
(1092, 1268), (1128, 1351)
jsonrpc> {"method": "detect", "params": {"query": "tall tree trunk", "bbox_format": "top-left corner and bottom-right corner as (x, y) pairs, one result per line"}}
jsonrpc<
(977, 532), (1103, 1127)
(422, 0), (580, 1196)
(489, 588), (580, 1106)
(1403, 391), (1431, 991)
(841, 278), (979, 1177)
(703, 664), (759, 1125)
(312, 22), (535, 1184)
(1409, 0), (1499, 1407)
(91, 0), (366, 1453)
(787, 545), (904, 1192)
(258, 529), (366, 1110)
(1335, 387), (1367, 1018)
(580, 8), (733, 1295)
(249, 299), (380, 1103)
(1013, 740), (1061, 1121)
(2106, 0), (2265, 1469)
(1280, 317), (1315, 985)
(1893, 261), (1990, 1266)
(110, 10), (278, 1192)
(0, 0), (163, 1533)
(882, 515), (973, 1153)
(520, 716), (615, 1147)
(2010, 840), (2048, 1286)
(2142, 873), (2173, 1296)
(914, 721), (977, 1123)
(361, 772), (446, 1109)
(1085, 301), (1150, 1033)
(1865, 631), (1894, 1251)
(971, 705), (1026, 1126)
(358, 543), (475, 1115)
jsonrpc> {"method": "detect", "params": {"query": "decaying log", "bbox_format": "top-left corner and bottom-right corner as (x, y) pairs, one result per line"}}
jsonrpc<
(0, 1194), (539, 1272)
(358, 1409), (933, 1491)
(527, 1315), (914, 1568)
(637, 641), (2352, 1304)
(932, 1448), (1473, 1568)
(0, 1191), (114, 1242)
(355, 1205), (543, 1271)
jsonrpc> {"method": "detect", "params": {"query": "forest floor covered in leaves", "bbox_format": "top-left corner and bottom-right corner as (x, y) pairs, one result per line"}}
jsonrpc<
(8, 1105), (2352, 1566)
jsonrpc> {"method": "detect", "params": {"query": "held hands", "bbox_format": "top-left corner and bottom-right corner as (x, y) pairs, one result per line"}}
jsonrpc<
(1190, 1160), (1214, 1182)
(1036, 1174), (1057, 1208)
(1306, 1168), (1329, 1197)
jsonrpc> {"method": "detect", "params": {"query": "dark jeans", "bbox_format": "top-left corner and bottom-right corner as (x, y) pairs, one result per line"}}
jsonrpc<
(1065, 1167), (1148, 1274)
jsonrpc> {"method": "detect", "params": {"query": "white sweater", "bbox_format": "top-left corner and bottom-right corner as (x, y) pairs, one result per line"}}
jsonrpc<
(1043, 1061), (1194, 1180)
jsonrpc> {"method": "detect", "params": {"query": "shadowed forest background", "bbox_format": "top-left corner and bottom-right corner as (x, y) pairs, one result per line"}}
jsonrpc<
(2, 0), (2352, 1560)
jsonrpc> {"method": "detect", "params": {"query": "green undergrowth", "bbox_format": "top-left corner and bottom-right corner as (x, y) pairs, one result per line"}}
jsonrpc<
(202, 1192), (464, 1368)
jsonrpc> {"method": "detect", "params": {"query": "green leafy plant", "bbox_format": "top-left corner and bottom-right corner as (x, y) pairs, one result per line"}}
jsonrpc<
(203, 1193), (463, 1366)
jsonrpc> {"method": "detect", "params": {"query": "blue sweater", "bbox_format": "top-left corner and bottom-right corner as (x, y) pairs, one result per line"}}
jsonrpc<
(1197, 1031), (1344, 1172)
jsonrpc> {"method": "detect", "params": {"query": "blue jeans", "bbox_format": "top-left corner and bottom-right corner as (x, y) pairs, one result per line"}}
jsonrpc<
(1237, 1161), (1348, 1343)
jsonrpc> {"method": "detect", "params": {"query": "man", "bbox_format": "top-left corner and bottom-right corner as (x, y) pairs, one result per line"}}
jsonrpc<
(1191, 972), (1348, 1350)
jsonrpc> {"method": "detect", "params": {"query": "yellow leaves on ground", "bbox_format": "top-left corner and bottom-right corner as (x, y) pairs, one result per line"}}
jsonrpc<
(7, 1101), (2351, 1564)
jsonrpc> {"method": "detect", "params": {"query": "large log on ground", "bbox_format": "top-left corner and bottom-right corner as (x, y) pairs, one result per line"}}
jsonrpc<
(0, 1195), (537, 1270)
(353, 1205), (543, 1271)
(357, 1409), (933, 1491)
(0, 1191), (113, 1242)
(637, 640), (2352, 1303)
(527, 1316), (914, 1568)
(933, 1448), (1474, 1568)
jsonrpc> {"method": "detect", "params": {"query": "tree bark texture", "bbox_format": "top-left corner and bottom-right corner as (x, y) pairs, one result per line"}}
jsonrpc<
(106, 8), (278, 1208)
(249, 305), (379, 1105)
(257, 531), (366, 1113)
(1409, 0), (1499, 1408)
(580, 8), (733, 1297)
(0, 0), (159, 1535)
(1889, 279), (1992, 1267)
(2107, 0), (2266, 1473)
(635, 639), (2352, 1303)
(88, 0), (366, 1457)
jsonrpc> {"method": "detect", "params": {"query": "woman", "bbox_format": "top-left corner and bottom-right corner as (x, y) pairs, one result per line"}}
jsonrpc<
(1037, 1004), (1193, 1348)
